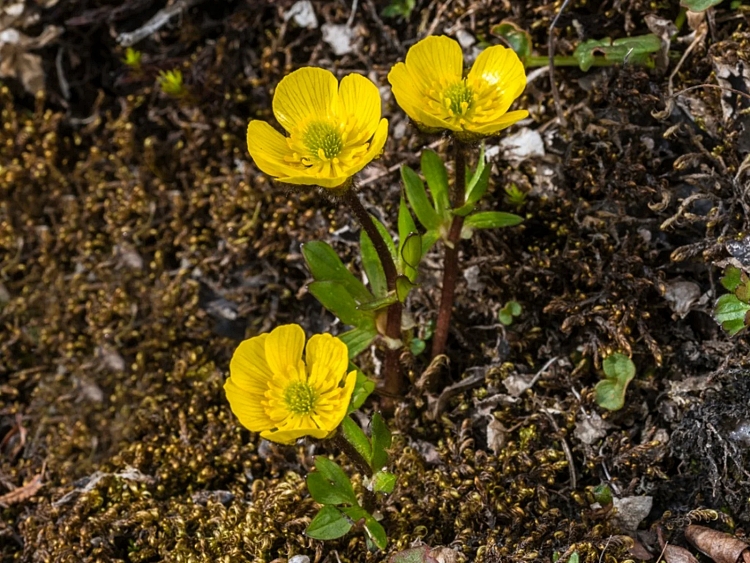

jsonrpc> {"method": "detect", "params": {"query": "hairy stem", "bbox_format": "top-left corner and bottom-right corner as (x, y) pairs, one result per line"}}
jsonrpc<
(431, 141), (467, 358)
(342, 189), (404, 402)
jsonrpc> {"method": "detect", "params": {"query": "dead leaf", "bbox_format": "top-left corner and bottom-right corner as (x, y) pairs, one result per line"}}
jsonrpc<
(0, 25), (62, 94)
(664, 545), (699, 563)
(685, 525), (750, 563)
(0, 473), (43, 506)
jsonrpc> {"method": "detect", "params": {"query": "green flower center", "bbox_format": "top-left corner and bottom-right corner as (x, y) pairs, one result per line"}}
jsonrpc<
(283, 381), (318, 414)
(444, 81), (474, 116)
(303, 121), (343, 160)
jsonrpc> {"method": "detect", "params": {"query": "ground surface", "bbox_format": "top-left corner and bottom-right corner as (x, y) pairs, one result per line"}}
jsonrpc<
(1, 0), (750, 562)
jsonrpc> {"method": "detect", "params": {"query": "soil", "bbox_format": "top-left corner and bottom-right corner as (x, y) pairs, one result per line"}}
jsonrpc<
(1, 0), (750, 562)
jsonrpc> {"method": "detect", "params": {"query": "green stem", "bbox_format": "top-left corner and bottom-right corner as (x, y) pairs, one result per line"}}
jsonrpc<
(342, 189), (404, 403)
(524, 55), (655, 69)
(431, 141), (466, 359)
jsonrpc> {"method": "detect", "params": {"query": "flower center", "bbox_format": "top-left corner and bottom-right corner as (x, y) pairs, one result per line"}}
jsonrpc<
(443, 81), (474, 116)
(283, 381), (318, 414)
(303, 121), (344, 160)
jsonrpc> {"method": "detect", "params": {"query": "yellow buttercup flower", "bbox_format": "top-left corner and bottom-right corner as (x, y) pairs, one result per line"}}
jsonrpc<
(225, 324), (356, 445)
(247, 67), (389, 189)
(388, 35), (528, 141)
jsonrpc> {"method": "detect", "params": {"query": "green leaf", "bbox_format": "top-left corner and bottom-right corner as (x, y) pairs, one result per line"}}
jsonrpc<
(357, 293), (399, 312)
(401, 232), (422, 282)
(498, 309), (513, 326)
(720, 265), (742, 292)
(371, 413), (392, 473)
(339, 327), (378, 359)
(313, 457), (357, 504)
(340, 506), (388, 550)
(421, 150), (450, 215)
(395, 275), (417, 303)
(680, 0), (723, 11)
(491, 21), (532, 59)
(371, 215), (398, 265)
(372, 470), (397, 494)
(398, 197), (421, 281)
(464, 211), (523, 230)
(302, 241), (372, 303)
(307, 472), (355, 506)
(595, 352), (636, 411)
(715, 293), (750, 336)
(421, 229), (440, 255)
(361, 229), (388, 299)
(308, 281), (374, 328)
(348, 370), (376, 412)
(465, 144), (491, 207)
(409, 337), (426, 356)
(341, 416), (372, 467)
(592, 484), (613, 506)
(306, 505), (352, 540)
(508, 300), (522, 316)
(574, 35), (661, 72)
(402, 165), (440, 230)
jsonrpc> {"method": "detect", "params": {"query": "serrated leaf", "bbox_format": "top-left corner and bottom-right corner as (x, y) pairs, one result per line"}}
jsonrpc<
(395, 275), (416, 302)
(372, 470), (396, 494)
(302, 241), (372, 303)
(402, 165), (440, 230)
(715, 293), (750, 336)
(306, 505), (352, 540)
(421, 150), (450, 216)
(491, 21), (532, 59)
(341, 416), (372, 467)
(308, 281), (374, 328)
(348, 370), (376, 412)
(339, 327), (378, 359)
(371, 413), (391, 473)
(361, 229), (388, 299)
(464, 211), (523, 230)
(313, 457), (357, 504)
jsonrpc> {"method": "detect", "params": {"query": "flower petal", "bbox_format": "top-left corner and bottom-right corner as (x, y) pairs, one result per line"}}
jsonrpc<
(355, 118), (389, 172)
(339, 73), (382, 144)
(229, 333), (273, 394)
(246, 120), (297, 178)
(404, 35), (463, 86)
(468, 45), (527, 115)
(306, 333), (349, 388)
(264, 324), (306, 376)
(273, 67), (339, 133)
(388, 63), (460, 131)
(472, 109), (529, 135)
(261, 426), (330, 445)
(224, 377), (275, 432)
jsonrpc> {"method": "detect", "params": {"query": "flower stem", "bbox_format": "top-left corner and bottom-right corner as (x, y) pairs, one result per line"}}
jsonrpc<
(431, 141), (466, 358)
(341, 189), (404, 402)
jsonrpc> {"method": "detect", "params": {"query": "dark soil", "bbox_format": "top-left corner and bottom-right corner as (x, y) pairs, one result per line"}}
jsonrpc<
(2, 0), (750, 561)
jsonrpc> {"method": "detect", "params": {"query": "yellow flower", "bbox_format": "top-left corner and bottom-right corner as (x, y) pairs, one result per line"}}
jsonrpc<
(224, 324), (356, 445)
(388, 35), (528, 141)
(247, 67), (388, 189)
